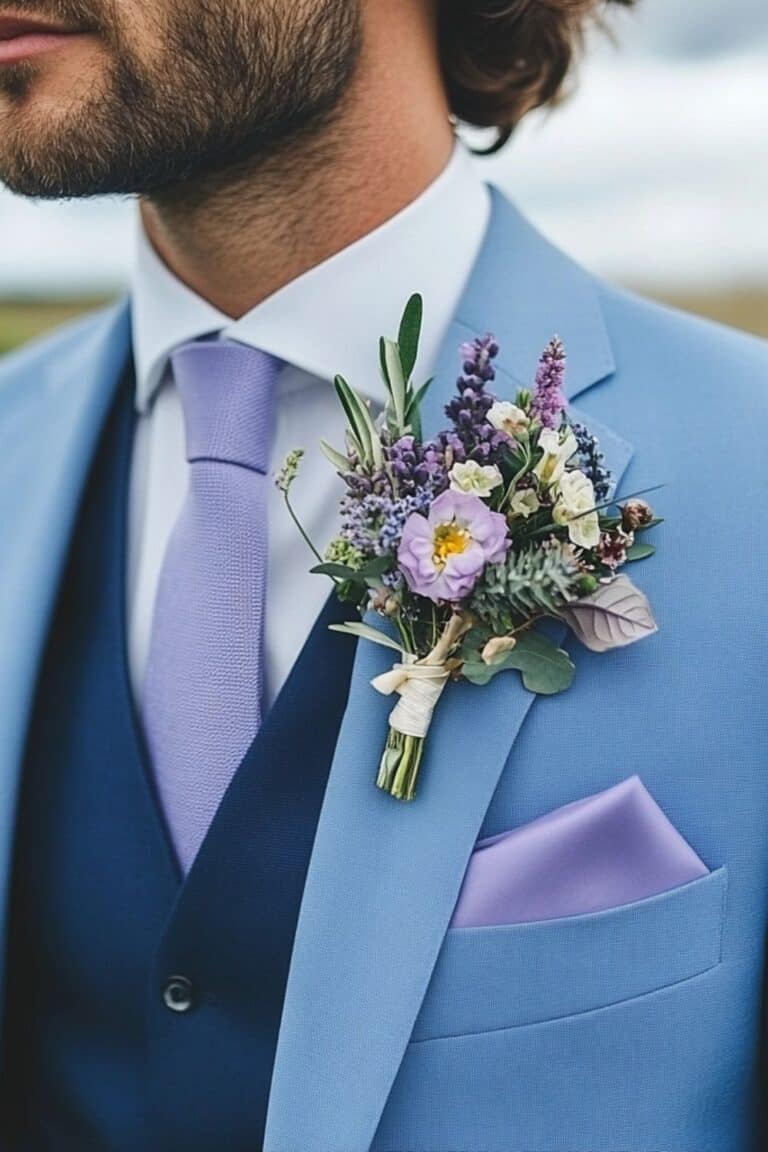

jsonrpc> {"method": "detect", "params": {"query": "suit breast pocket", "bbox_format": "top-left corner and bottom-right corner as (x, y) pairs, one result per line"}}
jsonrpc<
(411, 867), (727, 1042)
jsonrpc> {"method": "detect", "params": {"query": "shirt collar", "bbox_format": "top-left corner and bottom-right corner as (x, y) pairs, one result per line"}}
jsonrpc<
(131, 142), (490, 414)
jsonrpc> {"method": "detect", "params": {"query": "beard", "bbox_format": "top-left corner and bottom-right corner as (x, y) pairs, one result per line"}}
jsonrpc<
(0, 0), (361, 198)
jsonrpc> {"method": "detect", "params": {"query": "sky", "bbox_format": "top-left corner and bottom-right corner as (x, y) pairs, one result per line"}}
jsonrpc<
(0, 0), (766, 296)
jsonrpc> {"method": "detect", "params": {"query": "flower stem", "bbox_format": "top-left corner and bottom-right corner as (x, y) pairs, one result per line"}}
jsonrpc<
(500, 445), (532, 511)
(283, 491), (324, 565)
(376, 729), (425, 801)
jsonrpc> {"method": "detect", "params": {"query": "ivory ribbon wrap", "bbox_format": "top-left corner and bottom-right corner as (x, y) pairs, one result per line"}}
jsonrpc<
(371, 655), (449, 739)
(370, 613), (470, 740)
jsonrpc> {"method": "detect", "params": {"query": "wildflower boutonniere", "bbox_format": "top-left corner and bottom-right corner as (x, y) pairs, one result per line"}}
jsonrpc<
(277, 296), (659, 802)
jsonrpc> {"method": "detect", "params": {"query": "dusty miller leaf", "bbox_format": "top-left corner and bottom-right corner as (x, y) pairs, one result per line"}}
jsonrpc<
(561, 574), (658, 653)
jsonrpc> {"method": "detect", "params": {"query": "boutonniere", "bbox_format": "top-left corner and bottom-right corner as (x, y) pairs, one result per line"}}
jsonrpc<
(277, 296), (660, 802)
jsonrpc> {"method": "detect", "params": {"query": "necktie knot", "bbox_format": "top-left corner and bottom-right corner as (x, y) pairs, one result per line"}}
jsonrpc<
(171, 340), (281, 475)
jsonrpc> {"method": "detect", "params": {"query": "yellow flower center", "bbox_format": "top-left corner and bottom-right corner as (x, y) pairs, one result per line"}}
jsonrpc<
(432, 520), (471, 569)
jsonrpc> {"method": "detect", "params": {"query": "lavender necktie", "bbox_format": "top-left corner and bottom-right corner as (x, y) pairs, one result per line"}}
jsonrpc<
(142, 340), (280, 874)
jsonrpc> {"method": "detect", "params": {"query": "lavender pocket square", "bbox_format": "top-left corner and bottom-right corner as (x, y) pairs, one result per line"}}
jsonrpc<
(450, 775), (708, 929)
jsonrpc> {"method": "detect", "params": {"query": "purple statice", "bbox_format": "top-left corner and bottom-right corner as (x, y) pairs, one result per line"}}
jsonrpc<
(442, 334), (508, 464)
(530, 337), (566, 429)
(339, 431), (453, 561)
(340, 487), (435, 561)
(570, 420), (612, 504)
(377, 489), (435, 556)
(339, 488), (386, 558)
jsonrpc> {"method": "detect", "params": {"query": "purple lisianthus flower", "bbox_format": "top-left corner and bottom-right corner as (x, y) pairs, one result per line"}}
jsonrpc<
(397, 489), (509, 603)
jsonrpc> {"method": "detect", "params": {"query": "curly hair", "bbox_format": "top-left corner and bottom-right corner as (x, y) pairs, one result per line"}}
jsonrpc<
(439, 0), (638, 151)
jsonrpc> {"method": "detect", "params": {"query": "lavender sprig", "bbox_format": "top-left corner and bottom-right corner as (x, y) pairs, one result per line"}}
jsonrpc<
(443, 334), (508, 464)
(530, 336), (566, 429)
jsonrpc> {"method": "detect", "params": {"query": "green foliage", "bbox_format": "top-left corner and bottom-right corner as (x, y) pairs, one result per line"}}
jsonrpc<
(319, 440), (350, 473)
(379, 294), (431, 440)
(470, 545), (583, 630)
(625, 542), (656, 562)
(326, 296), (431, 464)
(462, 631), (575, 695)
(404, 377), (433, 442)
(322, 536), (365, 571)
(397, 294), (423, 382)
(310, 553), (392, 584)
(333, 374), (383, 471)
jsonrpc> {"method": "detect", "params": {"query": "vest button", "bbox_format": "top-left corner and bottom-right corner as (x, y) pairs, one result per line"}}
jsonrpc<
(163, 975), (195, 1013)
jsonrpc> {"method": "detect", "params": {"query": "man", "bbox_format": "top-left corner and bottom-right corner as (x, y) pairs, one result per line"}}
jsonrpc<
(0, 0), (766, 1148)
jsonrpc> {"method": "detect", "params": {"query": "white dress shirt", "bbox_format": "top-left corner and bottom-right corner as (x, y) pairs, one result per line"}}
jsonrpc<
(128, 143), (490, 708)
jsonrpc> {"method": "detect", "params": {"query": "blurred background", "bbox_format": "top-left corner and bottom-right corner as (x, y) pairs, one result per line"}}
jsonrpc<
(1, 0), (766, 354)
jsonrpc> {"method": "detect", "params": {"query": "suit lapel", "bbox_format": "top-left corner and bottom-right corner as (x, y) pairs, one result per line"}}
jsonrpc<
(266, 190), (634, 1152)
(0, 301), (131, 967)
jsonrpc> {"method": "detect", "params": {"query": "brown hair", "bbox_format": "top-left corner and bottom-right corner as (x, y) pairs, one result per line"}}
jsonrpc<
(439, 0), (638, 151)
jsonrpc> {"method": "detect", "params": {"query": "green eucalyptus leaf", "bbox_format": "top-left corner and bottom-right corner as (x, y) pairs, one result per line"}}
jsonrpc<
(461, 631), (575, 694)
(397, 293), (423, 382)
(360, 554), (394, 578)
(625, 542), (656, 562)
(460, 659), (500, 687)
(456, 628), (493, 663)
(310, 562), (364, 581)
(505, 632), (576, 694)
(338, 582), (370, 606)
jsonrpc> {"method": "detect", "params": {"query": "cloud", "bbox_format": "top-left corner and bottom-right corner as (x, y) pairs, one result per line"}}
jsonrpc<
(480, 51), (768, 289)
(600, 0), (768, 57)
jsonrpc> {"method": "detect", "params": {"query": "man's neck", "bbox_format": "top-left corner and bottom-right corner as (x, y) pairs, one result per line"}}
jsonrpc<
(139, 4), (454, 320)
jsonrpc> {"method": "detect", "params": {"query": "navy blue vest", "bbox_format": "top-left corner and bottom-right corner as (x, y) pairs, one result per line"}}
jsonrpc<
(0, 369), (356, 1150)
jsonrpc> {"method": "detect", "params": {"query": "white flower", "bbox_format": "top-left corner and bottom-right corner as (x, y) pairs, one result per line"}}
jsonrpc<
(488, 401), (529, 438)
(449, 460), (503, 499)
(553, 469), (600, 549)
(508, 488), (540, 518)
(533, 428), (578, 488)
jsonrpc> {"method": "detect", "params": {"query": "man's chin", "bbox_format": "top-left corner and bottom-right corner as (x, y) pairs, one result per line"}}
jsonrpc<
(0, 53), (111, 196)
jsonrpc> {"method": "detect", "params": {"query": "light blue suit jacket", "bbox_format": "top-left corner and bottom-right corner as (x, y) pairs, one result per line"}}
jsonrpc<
(2, 189), (768, 1151)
